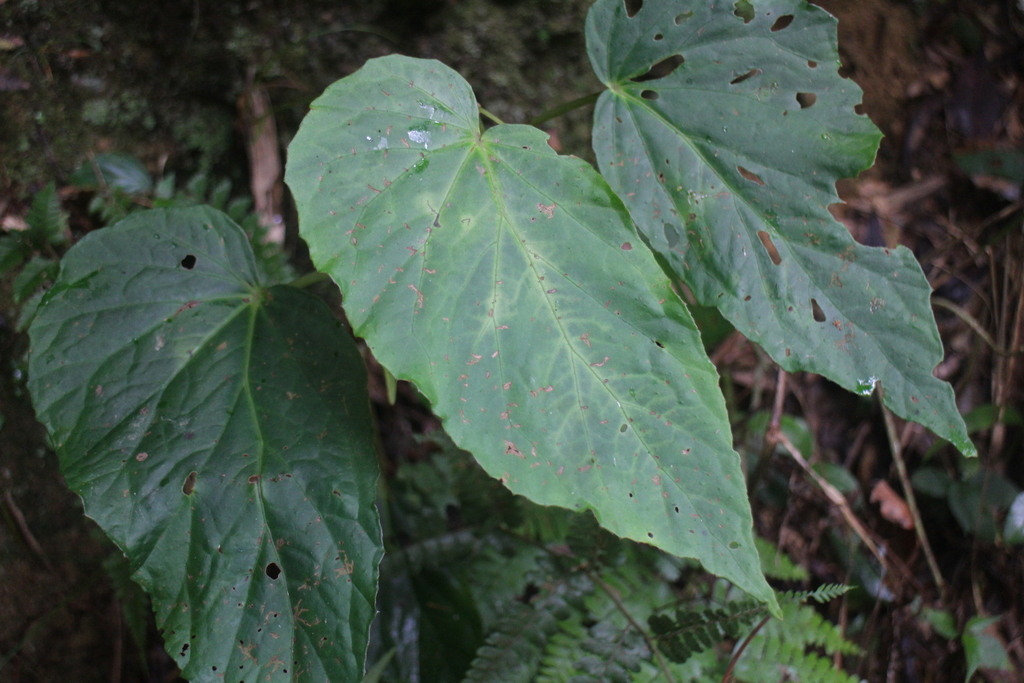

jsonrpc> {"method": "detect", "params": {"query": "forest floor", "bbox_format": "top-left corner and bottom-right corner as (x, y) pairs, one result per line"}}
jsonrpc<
(1, 0), (1022, 681)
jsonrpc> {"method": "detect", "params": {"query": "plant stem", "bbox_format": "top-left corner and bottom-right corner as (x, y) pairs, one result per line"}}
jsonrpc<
(771, 429), (889, 570)
(879, 395), (948, 601)
(932, 297), (1015, 356)
(528, 91), (601, 127)
(288, 271), (330, 289)
(587, 568), (678, 683)
(478, 105), (505, 126)
(722, 614), (771, 683)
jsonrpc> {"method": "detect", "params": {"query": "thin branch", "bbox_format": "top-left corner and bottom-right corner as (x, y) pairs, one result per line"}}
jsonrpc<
(879, 396), (947, 601)
(587, 569), (678, 683)
(771, 430), (889, 570)
(933, 297), (1019, 356)
(722, 615), (771, 683)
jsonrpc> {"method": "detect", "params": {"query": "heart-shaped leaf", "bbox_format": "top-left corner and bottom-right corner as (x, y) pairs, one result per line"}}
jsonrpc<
(28, 206), (382, 682)
(287, 55), (775, 608)
(587, 0), (974, 457)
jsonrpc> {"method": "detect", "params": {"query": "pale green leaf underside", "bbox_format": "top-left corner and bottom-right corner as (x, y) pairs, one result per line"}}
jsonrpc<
(287, 55), (774, 606)
(587, 0), (974, 457)
(28, 207), (382, 682)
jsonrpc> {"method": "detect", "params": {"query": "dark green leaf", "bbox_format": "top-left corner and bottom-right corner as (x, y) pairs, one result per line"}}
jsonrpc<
(70, 152), (153, 194)
(25, 181), (68, 246)
(963, 616), (1011, 681)
(287, 55), (775, 608)
(28, 206), (382, 682)
(0, 235), (29, 277)
(1004, 493), (1024, 545)
(12, 256), (57, 304)
(586, 0), (974, 458)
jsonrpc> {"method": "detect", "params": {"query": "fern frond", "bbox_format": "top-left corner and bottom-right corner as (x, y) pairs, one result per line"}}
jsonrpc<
(803, 582), (854, 604)
(732, 593), (861, 683)
(25, 182), (67, 246)
(536, 614), (590, 682)
(463, 603), (558, 683)
(648, 600), (765, 664)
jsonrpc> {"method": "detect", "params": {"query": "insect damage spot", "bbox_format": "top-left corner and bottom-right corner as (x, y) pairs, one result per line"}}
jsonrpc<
(180, 254), (197, 269)
(675, 11), (693, 24)
(757, 230), (782, 265)
(770, 14), (794, 31)
(182, 471), (197, 495)
(730, 68), (761, 85)
(633, 55), (685, 83)
(810, 298), (826, 322)
(737, 166), (765, 186)
(640, 89), (659, 101)
(796, 92), (817, 109)
(265, 562), (282, 580)
(733, 0), (754, 23)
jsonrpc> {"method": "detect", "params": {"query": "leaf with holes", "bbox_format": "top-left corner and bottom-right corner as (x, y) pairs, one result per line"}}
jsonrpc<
(286, 55), (776, 609)
(587, 0), (974, 457)
(27, 206), (382, 682)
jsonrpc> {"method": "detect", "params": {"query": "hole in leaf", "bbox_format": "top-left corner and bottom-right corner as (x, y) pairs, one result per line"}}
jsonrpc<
(737, 166), (765, 186)
(811, 298), (826, 322)
(733, 0), (754, 23)
(624, 0), (643, 17)
(180, 643), (189, 657)
(640, 89), (659, 101)
(770, 14), (794, 31)
(182, 471), (197, 495)
(653, 32), (663, 41)
(730, 68), (761, 85)
(675, 11), (693, 24)
(181, 254), (197, 269)
(757, 230), (782, 265)
(633, 54), (684, 82)
(654, 340), (665, 348)
(796, 92), (817, 108)
(807, 60), (818, 69)
(855, 103), (865, 115)
(266, 562), (282, 580)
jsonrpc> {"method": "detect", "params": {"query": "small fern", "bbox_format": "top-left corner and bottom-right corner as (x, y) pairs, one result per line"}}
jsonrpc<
(648, 601), (764, 664)
(463, 602), (560, 683)
(731, 588), (861, 683)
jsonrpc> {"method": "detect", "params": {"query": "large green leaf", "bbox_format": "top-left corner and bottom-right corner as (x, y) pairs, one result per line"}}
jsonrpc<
(287, 55), (775, 608)
(587, 0), (974, 457)
(28, 207), (382, 681)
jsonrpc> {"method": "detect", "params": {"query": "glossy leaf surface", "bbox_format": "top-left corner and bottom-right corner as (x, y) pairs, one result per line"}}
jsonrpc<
(587, 0), (974, 457)
(287, 55), (774, 607)
(28, 207), (382, 682)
